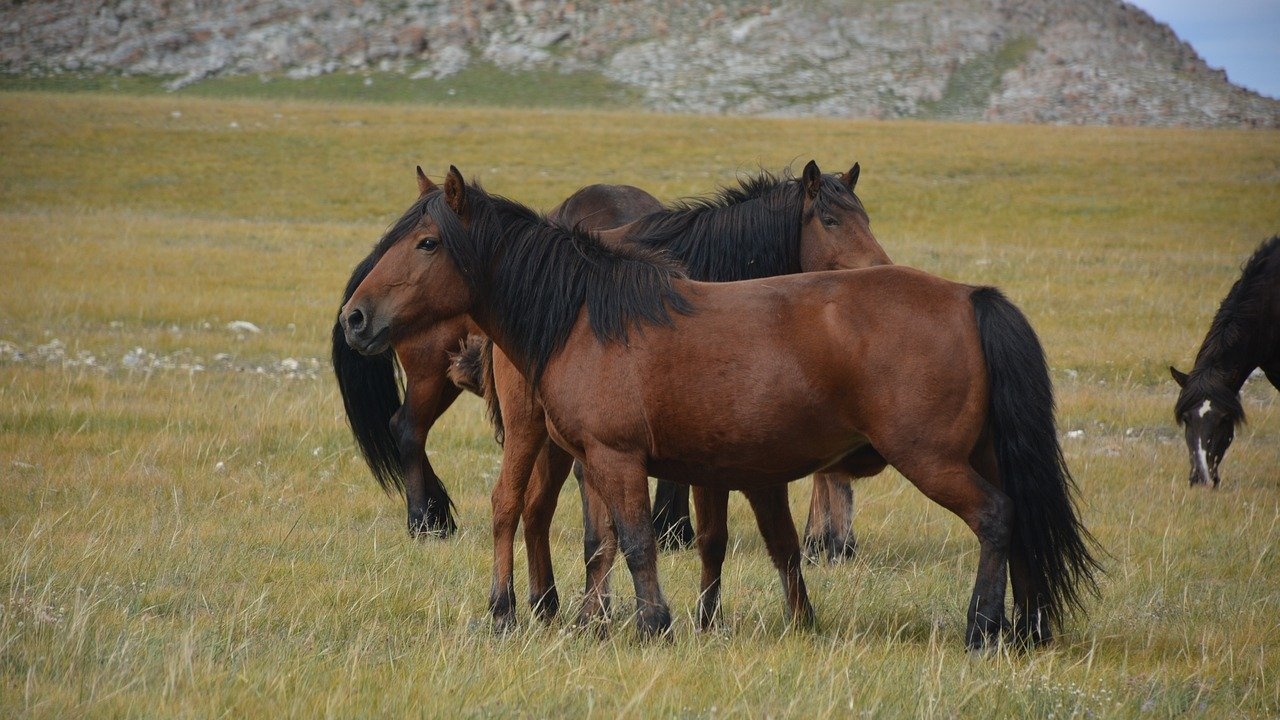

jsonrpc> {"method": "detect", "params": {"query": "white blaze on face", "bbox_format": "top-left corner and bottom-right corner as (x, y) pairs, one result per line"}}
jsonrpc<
(1197, 399), (1213, 418)
(1194, 440), (1212, 483)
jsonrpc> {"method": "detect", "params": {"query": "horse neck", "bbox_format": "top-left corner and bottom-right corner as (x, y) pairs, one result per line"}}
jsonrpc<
(636, 189), (800, 279)
(1190, 336), (1253, 396)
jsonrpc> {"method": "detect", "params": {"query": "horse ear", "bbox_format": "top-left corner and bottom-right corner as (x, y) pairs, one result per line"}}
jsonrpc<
(802, 159), (822, 199)
(1169, 366), (1188, 388)
(839, 162), (860, 192)
(444, 165), (468, 218)
(416, 165), (438, 197)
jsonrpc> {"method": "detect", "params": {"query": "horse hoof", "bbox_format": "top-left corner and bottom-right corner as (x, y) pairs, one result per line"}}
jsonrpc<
(530, 588), (560, 623)
(965, 616), (1008, 653)
(635, 606), (673, 640)
(791, 605), (817, 631)
(408, 514), (455, 540)
(802, 536), (824, 564)
(492, 612), (518, 635)
(1012, 612), (1052, 648)
(573, 610), (611, 639)
(830, 534), (857, 563)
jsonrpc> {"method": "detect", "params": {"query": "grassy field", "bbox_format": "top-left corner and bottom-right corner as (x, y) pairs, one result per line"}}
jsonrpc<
(2, 89), (1279, 717)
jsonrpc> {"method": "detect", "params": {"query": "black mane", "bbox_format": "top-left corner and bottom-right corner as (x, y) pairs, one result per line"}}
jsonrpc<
(1175, 235), (1280, 426)
(427, 185), (692, 388)
(619, 170), (868, 282)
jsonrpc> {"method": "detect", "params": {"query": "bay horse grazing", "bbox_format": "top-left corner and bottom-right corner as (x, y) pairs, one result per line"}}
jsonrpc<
(1170, 235), (1280, 486)
(448, 160), (890, 628)
(332, 170), (661, 537)
(341, 168), (1101, 649)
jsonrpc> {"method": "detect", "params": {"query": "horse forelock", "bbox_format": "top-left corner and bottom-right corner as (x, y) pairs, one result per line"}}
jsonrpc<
(1174, 371), (1245, 427)
(806, 173), (868, 222)
(371, 192), (436, 262)
(428, 182), (691, 387)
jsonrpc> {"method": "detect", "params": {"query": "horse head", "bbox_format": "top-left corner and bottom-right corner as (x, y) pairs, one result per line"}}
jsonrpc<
(340, 166), (474, 356)
(798, 159), (892, 272)
(1171, 366), (1241, 487)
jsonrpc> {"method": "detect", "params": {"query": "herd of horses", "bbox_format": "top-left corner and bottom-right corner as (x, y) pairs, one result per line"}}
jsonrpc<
(331, 160), (1279, 651)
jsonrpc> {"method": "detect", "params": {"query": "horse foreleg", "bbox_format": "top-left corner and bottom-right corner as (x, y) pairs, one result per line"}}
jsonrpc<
(691, 486), (729, 631)
(486, 370), (548, 633)
(652, 480), (694, 550)
(584, 449), (670, 639)
(522, 438), (573, 622)
(743, 484), (815, 629)
(575, 461), (617, 632)
(397, 373), (462, 538)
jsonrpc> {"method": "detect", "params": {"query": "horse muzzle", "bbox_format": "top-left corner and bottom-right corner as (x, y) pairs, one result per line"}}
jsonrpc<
(1187, 445), (1222, 488)
(341, 305), (392, 356)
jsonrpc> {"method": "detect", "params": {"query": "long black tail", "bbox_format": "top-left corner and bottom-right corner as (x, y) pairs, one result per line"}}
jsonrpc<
(971, 287), (1101, 634)
(332, 253), (405, 495)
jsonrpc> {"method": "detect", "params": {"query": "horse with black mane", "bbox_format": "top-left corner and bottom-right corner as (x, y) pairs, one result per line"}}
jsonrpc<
(449, 160), (887, 628)
(1171, 235), (1280, 486)
(340, 167), (1101, 649)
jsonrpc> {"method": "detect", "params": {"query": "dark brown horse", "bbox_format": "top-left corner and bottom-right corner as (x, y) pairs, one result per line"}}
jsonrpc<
(1171, 235), (1280, 486)
(332, 171), (661, 537)
(341, 168), (1100, 649)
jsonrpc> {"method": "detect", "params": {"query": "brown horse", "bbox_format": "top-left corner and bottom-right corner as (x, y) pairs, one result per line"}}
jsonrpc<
(341, 168), (1101, 649)
(453, 160), (889, 628)
(332, 171), (661, 537)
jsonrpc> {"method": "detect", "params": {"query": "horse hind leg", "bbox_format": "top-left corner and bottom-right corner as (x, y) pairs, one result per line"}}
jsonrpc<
(972, 444), (1048, 647)
(802, 475), (832, 562)
(891, 454), (1012, 651)
(396, 375), (462, 538)
(652, 480), (695, 551)
(743, 484), (815, 629)
(803, 472), (857, 563)
(691, 486), (729, 631)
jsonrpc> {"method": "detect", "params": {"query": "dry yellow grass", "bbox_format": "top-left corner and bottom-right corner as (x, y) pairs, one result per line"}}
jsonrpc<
(2, 90), (1279, 717)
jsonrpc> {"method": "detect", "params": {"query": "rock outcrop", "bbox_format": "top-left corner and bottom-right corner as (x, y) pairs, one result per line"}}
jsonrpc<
(3, 0), (1276, 128)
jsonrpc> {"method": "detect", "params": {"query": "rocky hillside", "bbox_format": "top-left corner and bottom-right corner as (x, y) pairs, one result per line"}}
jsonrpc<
(3, 0), (1277, 128)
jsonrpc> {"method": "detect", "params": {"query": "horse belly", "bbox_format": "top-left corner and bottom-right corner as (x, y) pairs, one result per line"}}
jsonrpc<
(643, 368), (869, 483)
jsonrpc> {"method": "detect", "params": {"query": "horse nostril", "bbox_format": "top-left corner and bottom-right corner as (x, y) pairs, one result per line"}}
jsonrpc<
(346, 307), (366, 333)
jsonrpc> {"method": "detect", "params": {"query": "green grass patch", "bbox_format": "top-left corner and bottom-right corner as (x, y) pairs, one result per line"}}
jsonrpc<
(1, 62), (640, 110)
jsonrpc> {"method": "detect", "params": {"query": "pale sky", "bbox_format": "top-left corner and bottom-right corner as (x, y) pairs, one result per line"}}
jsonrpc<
(1126, 0), (1280, 99)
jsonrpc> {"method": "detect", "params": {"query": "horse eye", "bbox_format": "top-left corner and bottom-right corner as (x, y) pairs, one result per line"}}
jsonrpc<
(416, 238), (439, 251)
(822, 216), (839, 227)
